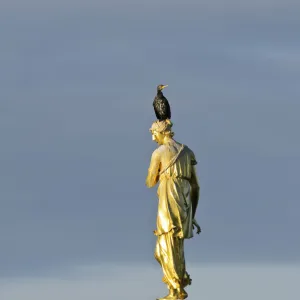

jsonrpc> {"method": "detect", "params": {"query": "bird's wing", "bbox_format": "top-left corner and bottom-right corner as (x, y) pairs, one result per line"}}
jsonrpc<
(153, 98), (161, 119)
(161, 97), (171, 119)
(153, 97), (171, 120)
(165, 99), (171, 119)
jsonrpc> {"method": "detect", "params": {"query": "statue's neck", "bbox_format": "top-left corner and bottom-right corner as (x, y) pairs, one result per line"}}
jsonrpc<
(163, 136), (174, 145)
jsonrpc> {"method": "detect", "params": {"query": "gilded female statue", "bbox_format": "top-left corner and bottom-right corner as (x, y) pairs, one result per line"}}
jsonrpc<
(146, 119), (201, 300)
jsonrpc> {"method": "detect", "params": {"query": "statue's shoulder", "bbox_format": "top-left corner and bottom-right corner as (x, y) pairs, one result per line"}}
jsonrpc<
(151, 146), (163, 158)
(184, 145), (197, 165)
(154, 144), (172, 158)
(156, 144), (167, 153)
(182, 144), (192, 154)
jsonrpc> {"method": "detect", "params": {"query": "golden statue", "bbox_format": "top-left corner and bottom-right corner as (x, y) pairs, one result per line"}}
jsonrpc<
(146, 119), (201, 300)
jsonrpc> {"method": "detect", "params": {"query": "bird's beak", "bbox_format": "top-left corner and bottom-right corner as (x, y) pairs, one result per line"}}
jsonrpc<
(162, 85), (168, 89)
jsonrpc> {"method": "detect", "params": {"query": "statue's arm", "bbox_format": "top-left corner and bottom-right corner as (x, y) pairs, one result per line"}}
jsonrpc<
(190, 165), (200, 220)
(146, 150), (161, 188)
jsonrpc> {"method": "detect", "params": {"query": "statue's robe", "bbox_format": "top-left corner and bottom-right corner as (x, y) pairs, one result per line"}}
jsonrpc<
(146, 139), (199, 290)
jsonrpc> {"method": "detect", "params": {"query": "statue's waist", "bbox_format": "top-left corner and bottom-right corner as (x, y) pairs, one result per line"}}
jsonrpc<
(160, 173), (190, 181)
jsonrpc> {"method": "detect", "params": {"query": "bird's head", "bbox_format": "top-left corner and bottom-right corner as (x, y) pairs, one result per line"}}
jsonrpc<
(157, 84), (168, 91)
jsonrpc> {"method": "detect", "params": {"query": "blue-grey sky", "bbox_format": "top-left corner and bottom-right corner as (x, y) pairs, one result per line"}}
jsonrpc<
(1, 0), (299, 288)
(0, 264), (299, 300)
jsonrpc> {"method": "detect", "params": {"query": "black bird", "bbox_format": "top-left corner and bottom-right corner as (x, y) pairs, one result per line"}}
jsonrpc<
(153, 84), (171, 121)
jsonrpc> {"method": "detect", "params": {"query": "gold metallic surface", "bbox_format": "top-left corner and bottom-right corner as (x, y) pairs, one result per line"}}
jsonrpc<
(146, 120), (201, 300)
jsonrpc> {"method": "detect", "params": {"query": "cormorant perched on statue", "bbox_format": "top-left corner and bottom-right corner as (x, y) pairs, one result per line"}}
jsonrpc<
(153, 84), (171, 121)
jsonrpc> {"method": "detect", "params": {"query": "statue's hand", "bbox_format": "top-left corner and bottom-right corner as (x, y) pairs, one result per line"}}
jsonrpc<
(192, 219), (201, 234)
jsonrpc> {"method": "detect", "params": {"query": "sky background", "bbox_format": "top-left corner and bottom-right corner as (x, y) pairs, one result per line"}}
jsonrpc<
(0, 0), (299, 299)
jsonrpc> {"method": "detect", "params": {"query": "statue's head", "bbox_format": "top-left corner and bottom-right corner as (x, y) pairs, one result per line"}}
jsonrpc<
(149, 119), (174, 145)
